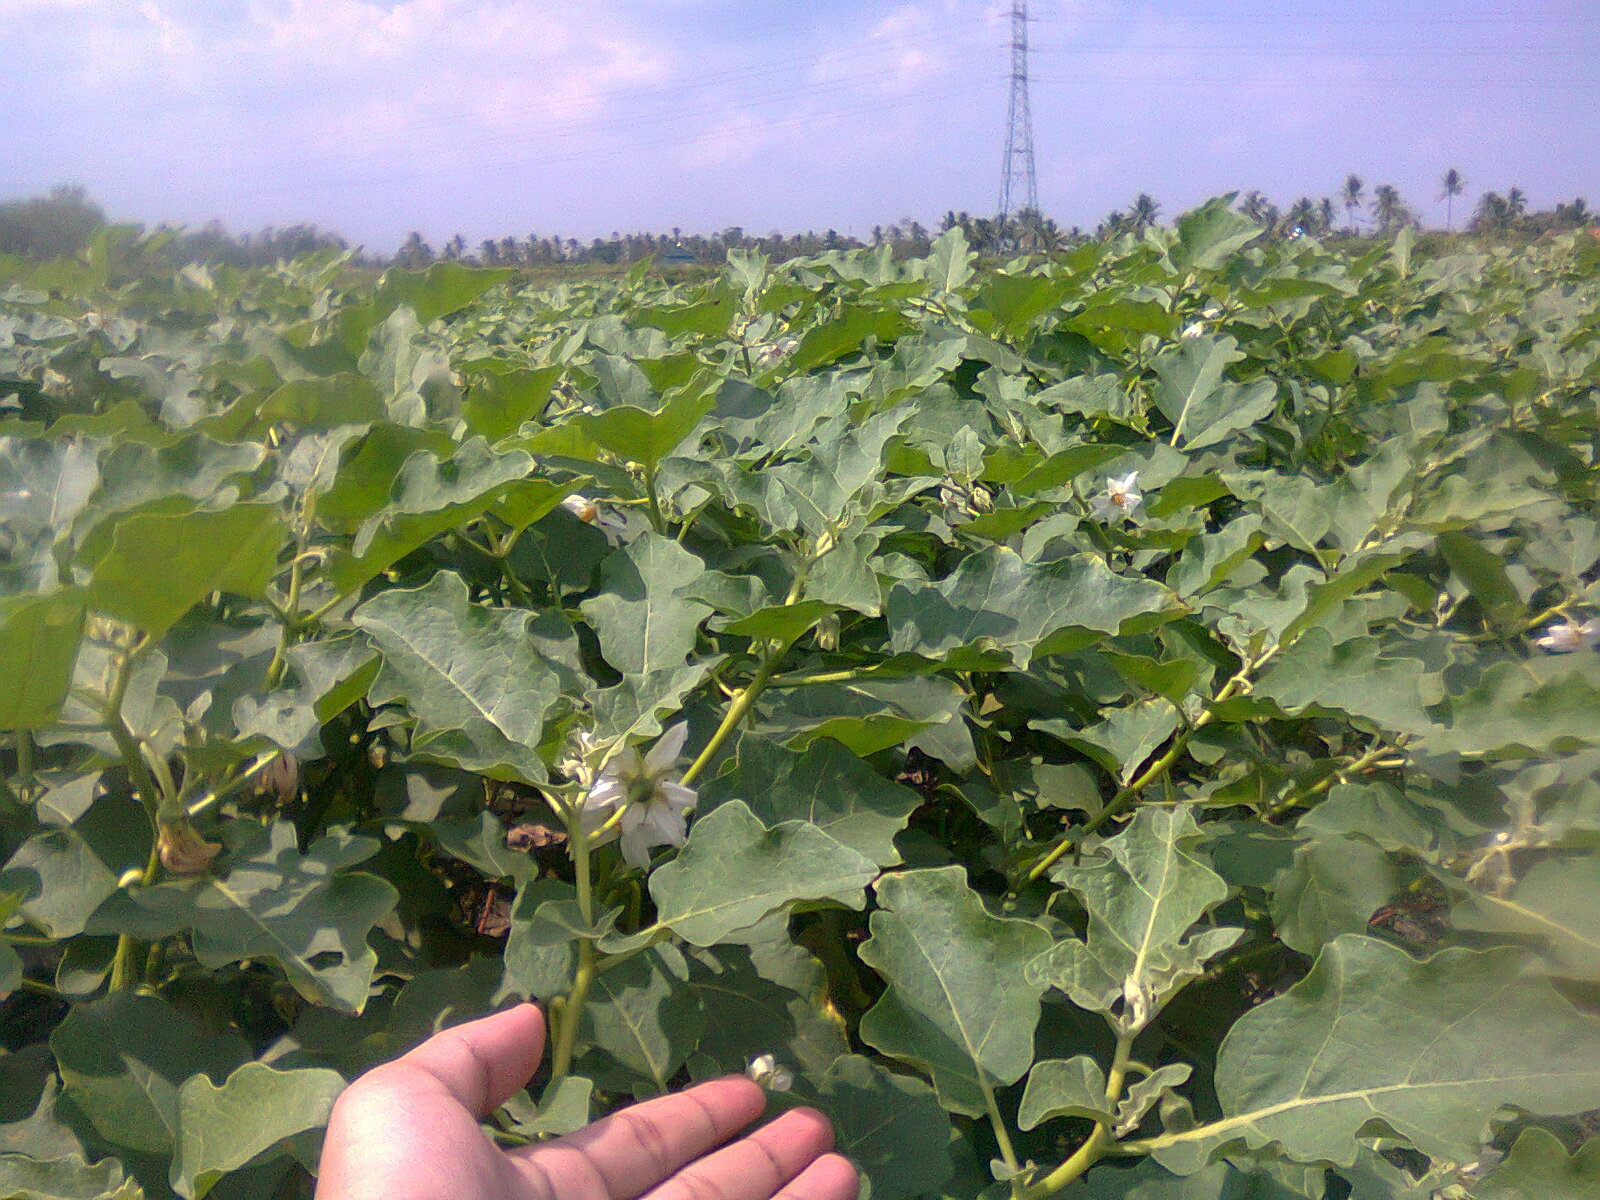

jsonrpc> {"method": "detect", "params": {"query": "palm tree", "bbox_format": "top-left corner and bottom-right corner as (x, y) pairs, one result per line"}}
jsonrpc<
(1371, 184), (1415, 235)
(1471, 192), (1510, 234)
(1239, 190), (1278, 228)
(1284, 197), (1318, 237)
(1318, 197), (1337, 234)
(1439, 168), (1466, 232)
(1341, 175), (1365, 233)
(1129, 193), (1160, 230)
(1506, 187), (1528, 219)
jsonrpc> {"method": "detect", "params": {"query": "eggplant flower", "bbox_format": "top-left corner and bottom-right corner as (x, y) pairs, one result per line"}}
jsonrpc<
(1533, 618), (1599, 654)
(580, 723), (697, 869)
(1091, 471), (1143, 523)
(746, 1053), (794, 1092)
(561, 493), (626, 544)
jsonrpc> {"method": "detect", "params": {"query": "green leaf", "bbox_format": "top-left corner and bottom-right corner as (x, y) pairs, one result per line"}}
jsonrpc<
(698, 735), (919, 866)
(0, 588), (86, 729)
(170, 1064), (344, 1199)
(1, 828), (117, 939)
(572, 391), (715, 471)
(374, 262), (514, 326)
(649, 801), (877, 946)
(88, 505), (286, 636)
(786, 305), (913, 374)
(1452, 857), (1600, 986)
(1475, 1128), (1600, 1200)
(462, 364), (562, 440)
(1250, 630), (1433, 735)
(858, 866), (1052, 1115)
(755, 675), (967, 758)
(1270, 837), (1395, 956)
(685, 942), (848, 1085)
(1151, 336), (1275, 450)
(0, 1153), (143, 1200)
(816, 1055), (953, 1200)
(1030, 807), (1242, 1032)
(887, 547), (1177, 669)
(257, 374), (384, 430)
(51, 993), (248, 1157)
(327, 438), (541, 592)
(355, 571), (561, 780)
(501, 1076), (593, 1140)
(922, 226), (976, 295)
(1172, 196), (1262, 271)
(1147, 937), (1600, 1172)
(579, 533), (712, 676)
(1018, 1056), (1112, 1130)
(580, 944), (704, 1092)
(191, 823), (398, 1014)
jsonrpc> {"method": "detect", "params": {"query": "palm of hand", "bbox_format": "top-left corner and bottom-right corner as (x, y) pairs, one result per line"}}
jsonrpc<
(315, 1005), (858, 1200)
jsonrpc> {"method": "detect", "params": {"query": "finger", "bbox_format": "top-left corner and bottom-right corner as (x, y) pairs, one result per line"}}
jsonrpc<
(773, 1153), (859, 1200)
(516, 1076), (766, 1199)
(643, 1107), (835, 1200)
(389, 1003), (546, 1115)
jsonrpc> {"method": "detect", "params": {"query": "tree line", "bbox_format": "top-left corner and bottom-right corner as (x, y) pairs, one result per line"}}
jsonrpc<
(0, 174), (1593, 269)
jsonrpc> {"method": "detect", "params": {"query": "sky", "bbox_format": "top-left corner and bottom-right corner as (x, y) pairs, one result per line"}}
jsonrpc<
(1, 0), (1597, 253)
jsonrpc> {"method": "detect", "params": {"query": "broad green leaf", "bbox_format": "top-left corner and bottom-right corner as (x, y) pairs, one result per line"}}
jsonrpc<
(499, 880), (581, 1003)
(816, 1055), (953, 1200)
(698, 735), (919, 866)
(1452, 857), (1600, 985)
(462, 364), (562, 440)
(1172, 195), (1262, 271)
(1030, 807), (1242, 1032)
(257, 374), (384, 430)
(0, 1153), (143, 1200)
(922, 225), (976, 295)
(171, 1063), (344, 1199)
(755, 675), (966, 758)
(685, 942), (848, 1085)
(1151, 336), (1276, 450)
(1251, 630), (1434, 735)
(1018, 1056), (1112, 1130)
(1, 828), (116, 939)
(859, 866), (1052, 1115)
(0, 588), (86, 729)
(572, 391), (715, 470)
(327, 438), (542, 592)
(786, 305), (913, 374)
(650, 801), (877, 946)
(1475, 1128), (1600, 1200)
(579, 533), (712, 676)
(355, 571), (561, 780)
(580, 944), (704, 1092)
(587, 662), (718, 745)
(501, 1076), (593, 1140)
(191, 823), (398, 1014)
(887, 547), (1177, 669)
(1418, 660), (1600, 758)
(1147, 937), (1600, 1172)
(51, 993), (248, 1157)
(1270, 837), (1395, 955)
(88, 505), (286, 636)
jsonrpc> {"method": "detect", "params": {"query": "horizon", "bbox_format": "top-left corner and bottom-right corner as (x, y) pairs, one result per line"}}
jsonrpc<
(3, 0), (1597, 255)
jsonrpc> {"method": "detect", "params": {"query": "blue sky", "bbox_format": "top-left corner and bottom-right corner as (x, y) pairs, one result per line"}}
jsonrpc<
(2, 0), (1596, 252)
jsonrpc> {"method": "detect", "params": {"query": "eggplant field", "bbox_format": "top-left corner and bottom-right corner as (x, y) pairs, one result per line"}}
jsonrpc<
(4, 199), (1600, 1200)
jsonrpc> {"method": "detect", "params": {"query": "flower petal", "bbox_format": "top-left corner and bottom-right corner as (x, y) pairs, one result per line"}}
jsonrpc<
(644, 723), (690, 773)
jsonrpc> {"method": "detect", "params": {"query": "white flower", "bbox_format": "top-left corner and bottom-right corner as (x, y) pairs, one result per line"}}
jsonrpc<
(1181, 322), (1205, 339)
(746, 1053), (794, 1092)
(561, 493), (626, 545)
(1533, 618), (1599, 654)
(579, 723), (697, 869)
(1090, 471), (1143, 523)
(754, 336), (799, 368)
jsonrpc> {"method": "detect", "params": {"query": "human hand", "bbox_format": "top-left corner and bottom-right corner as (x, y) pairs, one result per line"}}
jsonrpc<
(315, 1003), (859, 1200)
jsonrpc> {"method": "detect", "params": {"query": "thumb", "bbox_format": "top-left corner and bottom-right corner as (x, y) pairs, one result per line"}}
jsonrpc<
(389, 1003), (546, 1115)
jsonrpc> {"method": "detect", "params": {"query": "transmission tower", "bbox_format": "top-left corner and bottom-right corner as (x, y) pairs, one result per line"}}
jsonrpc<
(998, 0), (1038, 225)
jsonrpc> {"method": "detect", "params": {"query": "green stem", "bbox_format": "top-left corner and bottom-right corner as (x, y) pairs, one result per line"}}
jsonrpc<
(13, 731), (33, 795)
(681, 647), (781, 788)
(766, 664), (921, 689)
(102, 639), (168, 992)
(980, 1071), (1023, 1198)
(109, 836), (162, 992)
(265, 494), (317, 691)
(548, 813), (597, 1084)
(1024, 651), (1272, 884)
(1022, 1032), (1135, 1199)
(644, 466), (666, 535)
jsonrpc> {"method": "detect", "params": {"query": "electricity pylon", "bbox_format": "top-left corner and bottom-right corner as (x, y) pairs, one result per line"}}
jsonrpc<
(998, 0), (1038, 226)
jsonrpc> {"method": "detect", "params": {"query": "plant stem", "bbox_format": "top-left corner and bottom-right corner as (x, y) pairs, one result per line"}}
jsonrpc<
(13, 731), (33, 795)
(266, 494), (316, 691)
(1024, 650), (1272, 884)
(979, 1072), (1023, 1198)
(644, 466), (666, 535)
(102, 638), (168, 992)
(548, 813), (597, 1085)
(1023, 1031), (1135, 1198)
(681, 646), (781, 787)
